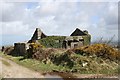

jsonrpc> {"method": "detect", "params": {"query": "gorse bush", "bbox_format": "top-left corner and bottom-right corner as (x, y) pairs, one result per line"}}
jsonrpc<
(26, 42), (45, 58)
(26, 43), (119, 73)
(73, 44), (120, 61)
(30, 43), (44, 50)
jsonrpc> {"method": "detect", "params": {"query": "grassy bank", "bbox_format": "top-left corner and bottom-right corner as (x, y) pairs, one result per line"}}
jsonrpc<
(0, 52), (69, 73)
(0, 49), (119, 75)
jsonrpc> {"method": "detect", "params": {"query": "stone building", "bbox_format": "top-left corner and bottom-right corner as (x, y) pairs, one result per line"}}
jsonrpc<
(28, 28), (46, 43)
(63, 36), (84, 49)
(14, 27), (91, 55)
(31, 28), (91, 49)
(62, 28), (91, 49)
(31, 28), (46, 40)
(14, 42), (30, 56)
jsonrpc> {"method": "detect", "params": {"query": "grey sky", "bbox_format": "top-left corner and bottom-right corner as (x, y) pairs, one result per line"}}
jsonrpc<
(0, 0), (119, 46)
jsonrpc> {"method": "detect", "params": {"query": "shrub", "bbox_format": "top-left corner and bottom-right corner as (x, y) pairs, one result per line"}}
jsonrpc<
(31, 44), (119, 73)
(26, 42), (44, 58)
(32, 48), (57, 63)
(51, 52), (74, 69)
(73, 44), (120, 61)
(4, 46), (15, 55)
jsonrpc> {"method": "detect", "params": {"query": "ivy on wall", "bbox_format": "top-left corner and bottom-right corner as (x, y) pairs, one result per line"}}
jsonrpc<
(39, 36), (66, 48)
(39, 35), (91, 48)
(82, 35), (91, 45)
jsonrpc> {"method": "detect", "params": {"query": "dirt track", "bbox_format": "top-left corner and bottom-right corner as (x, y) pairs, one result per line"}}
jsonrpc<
(0, 56), (44, 78)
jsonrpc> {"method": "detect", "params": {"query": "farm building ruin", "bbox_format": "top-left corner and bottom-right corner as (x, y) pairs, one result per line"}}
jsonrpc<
(14, 28), (91, 55)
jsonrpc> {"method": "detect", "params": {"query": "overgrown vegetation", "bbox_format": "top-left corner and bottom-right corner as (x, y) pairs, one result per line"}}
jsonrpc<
(0, 52), (69, 73)
(82, 35), (91, 45)
(21, 43), (119, 74)
(1, 43), (120, 74)
(73, 44), (120, 61)
(39, 35), (91, 48)
(39, 36), (66, 48)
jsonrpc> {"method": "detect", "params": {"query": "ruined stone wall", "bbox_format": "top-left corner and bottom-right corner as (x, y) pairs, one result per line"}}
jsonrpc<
(71, 42), (83, 48)
(14, 43), (29, 56)
(63, 36), (84, 48)
(31, 28), (46, 40)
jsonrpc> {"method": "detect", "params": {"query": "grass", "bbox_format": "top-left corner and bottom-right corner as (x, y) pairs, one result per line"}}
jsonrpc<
(1, 59), (11, 66)
(0, 50), (119, 75)
(14, 58), (66, 73)
(0, 52), (68, 73)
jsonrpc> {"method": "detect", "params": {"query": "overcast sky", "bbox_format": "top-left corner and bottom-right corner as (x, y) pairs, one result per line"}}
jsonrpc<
(0, 0), (119, 46)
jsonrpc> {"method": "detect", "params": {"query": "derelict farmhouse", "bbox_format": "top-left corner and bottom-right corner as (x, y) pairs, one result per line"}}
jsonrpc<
(14, 28), (91, 55)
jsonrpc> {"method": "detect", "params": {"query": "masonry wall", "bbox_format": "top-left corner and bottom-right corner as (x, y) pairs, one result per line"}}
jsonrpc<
(14, 43), (29, 56)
